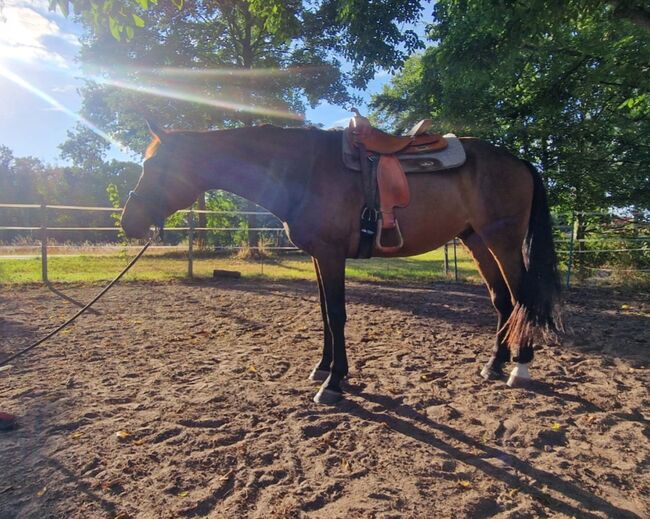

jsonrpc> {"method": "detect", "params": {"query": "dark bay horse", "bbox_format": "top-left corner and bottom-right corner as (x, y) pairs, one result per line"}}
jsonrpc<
(121, 122), (562, 404)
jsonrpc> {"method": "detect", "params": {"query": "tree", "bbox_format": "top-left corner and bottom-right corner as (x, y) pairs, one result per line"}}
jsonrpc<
(0, 141), (143, 243)
(49, 0), (427, 86)
(372, 0), (650, 216)
(59, 124), (111, 174)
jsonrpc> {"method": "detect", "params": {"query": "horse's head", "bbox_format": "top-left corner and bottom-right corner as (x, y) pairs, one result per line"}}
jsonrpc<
(121, 121), (203, 238)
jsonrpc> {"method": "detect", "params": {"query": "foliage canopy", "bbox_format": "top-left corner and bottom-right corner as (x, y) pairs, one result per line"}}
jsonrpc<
(372, 0), (650, 215)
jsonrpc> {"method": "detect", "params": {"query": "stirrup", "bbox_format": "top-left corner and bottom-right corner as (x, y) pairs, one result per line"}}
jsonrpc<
(375, 219), (404, 253)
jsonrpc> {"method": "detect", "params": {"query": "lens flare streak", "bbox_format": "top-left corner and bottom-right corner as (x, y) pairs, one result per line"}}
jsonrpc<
(134, 65), (319, 78)
(0, 64), (131, 153)
(93, 76), (304, 121)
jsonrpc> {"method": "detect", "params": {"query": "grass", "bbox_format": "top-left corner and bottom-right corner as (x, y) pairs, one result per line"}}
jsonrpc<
(0, 247), (481, 284)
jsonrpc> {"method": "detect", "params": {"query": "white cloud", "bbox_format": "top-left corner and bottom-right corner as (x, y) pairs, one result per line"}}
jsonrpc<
(0, 0), (80, 68)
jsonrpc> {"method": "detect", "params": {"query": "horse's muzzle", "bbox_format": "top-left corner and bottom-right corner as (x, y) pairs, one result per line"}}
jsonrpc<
(121, 205), (151, 239)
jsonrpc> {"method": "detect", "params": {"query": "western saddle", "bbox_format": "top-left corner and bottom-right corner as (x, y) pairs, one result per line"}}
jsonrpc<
(345, 108), (448, 256)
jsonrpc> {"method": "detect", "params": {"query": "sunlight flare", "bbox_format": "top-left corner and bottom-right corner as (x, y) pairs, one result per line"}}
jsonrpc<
(91, 76), (304, 121)
(0, 64), (130, 153)
(115, 65), (322, 79)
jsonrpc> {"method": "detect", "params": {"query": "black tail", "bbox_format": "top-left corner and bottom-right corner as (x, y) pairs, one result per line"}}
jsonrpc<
(505, 162), (563, 348)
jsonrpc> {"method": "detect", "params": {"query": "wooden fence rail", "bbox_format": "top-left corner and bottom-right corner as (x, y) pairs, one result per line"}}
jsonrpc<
(3, 203), (649, 285)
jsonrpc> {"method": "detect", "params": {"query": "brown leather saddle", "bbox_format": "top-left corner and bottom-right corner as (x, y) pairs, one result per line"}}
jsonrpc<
(345, 109), (448, 255)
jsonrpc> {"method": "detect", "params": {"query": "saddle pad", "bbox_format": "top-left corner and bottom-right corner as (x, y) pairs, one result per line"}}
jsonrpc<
(343, 133), (466, 173)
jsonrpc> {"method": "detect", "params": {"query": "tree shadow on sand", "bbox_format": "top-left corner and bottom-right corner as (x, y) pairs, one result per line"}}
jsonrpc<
(336, 388), (642, 518)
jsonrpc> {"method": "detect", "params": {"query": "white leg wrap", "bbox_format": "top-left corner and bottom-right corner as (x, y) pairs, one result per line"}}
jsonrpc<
(507, 363), (531, 387)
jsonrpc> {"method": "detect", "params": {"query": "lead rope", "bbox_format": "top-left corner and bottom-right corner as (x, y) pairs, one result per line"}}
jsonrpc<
(0, 234), (156, 369)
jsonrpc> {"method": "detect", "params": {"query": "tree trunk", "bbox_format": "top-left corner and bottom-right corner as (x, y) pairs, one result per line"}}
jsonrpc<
(240, 6), (258, 251)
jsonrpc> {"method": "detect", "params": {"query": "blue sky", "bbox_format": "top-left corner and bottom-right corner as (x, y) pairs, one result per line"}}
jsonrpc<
(0, 1), (393, 165)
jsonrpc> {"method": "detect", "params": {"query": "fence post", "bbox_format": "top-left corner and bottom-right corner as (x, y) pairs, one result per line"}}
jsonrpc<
(565, 211), (575, 289)
(452, 238), (458, 282)
(40, 202), (48, 284)
(443, 243), (449, 276)
(187, 209), (194, 279)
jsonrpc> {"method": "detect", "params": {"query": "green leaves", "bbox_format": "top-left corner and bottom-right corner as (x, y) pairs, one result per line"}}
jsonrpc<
(49, 0), (167, 40)
(108, 15), (122, 41)
(619, 94), (649, 118)
(373, 0), (650, 214)
(132, 13), (145, 28)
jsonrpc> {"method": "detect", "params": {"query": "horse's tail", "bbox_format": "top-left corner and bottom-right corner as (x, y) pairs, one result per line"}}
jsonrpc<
(505, 162), (563, 351)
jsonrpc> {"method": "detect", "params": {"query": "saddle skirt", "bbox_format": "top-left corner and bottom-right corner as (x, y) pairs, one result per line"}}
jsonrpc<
(342, 133), (467, 173)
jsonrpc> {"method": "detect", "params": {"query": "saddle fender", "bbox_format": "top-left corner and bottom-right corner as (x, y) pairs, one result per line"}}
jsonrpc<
(377, 155), (410, 229)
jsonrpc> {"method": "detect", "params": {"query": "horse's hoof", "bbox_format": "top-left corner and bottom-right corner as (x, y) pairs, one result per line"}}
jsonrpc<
(506, 363), (531, 388)
(313, 387), (343, 405)
(480, 364), (505, 380)
(308, 368), (330, 383)
(507, 376), (533, 388)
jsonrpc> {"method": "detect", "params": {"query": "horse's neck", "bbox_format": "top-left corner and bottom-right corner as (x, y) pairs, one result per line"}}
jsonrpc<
(198, 128), (311, 222)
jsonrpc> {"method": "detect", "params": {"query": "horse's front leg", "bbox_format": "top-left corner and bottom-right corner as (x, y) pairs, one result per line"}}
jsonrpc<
(312, 253), (348, 404)
(309, 257), (333, 382)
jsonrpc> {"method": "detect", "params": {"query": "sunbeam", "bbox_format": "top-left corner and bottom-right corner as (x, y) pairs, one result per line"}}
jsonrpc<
(0, 64), (131, 153)
(91, 75), (304, 121)
(102, 64), (322, 79)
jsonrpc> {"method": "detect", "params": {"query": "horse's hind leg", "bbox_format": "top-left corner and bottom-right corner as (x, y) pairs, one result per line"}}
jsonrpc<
(309, 257), (333, 382)
(460, 230), (512, 379)
(476, 223), (535, 387)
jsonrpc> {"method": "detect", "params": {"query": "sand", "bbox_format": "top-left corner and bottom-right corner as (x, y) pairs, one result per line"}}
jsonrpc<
(0, 279), (648, 518)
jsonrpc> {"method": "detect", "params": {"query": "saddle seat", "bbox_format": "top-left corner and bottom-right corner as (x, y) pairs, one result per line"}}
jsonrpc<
(348, 109), (448, 155)
(346, 109), (448, 254)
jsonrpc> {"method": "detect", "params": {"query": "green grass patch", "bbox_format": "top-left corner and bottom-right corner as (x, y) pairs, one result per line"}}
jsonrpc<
(0, 248), (481, 284)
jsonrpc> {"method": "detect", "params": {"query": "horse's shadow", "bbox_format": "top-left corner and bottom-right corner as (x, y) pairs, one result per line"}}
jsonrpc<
(336, 388), (640, 519)
(209, 277), (494, 331)
(209, 277), (650, 365)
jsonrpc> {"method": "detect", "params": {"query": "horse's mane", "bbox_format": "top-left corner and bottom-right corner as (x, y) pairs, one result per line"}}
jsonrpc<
(145, 137), (161, 159)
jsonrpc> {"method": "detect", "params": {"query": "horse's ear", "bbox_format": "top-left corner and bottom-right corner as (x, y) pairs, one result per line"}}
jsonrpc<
(146, 119), (167, 141)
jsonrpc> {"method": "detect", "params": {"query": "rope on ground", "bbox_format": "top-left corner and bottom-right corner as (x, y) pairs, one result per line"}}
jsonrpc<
(0, 237), (154, 369)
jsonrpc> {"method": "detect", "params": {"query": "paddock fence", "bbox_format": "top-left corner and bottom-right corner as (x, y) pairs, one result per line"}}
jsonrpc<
(1, 203), (648, 287)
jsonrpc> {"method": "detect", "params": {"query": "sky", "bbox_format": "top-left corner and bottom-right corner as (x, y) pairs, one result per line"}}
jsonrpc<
(0, 1), (392, 165)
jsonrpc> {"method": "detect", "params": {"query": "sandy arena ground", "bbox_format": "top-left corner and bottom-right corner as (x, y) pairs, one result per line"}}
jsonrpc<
(0, 279), (648, 518)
